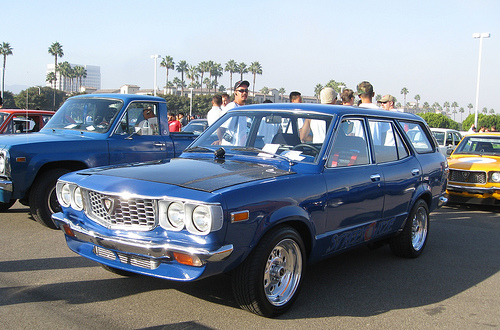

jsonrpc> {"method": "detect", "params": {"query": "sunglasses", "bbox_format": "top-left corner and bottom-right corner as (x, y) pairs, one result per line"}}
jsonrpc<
(237, 89), (249, 93)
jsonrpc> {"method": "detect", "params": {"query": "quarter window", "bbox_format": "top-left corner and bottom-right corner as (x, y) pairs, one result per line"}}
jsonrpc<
(399, 121), (433, 153)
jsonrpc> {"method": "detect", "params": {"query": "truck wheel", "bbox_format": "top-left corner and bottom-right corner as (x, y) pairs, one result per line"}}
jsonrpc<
(232, 226), (305, 317)
(390, 199), (429, 258)
(29, 168), (70, 229)
(0, 199), (16, 212)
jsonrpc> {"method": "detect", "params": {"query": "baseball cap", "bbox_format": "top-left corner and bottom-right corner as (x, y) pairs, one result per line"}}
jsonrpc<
(379, 94), (395, 103)
(320, 87), (338, 104)
(234, 80), (250, 90)
(357, 81), (374, 96)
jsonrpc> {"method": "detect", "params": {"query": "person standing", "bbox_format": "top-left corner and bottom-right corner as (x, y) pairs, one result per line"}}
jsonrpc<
(379, 94), (398, 111)
(289, 91), (302, 103)
(357, 81), (380, 109)
(340, 89), (355, 105)
(207, 94), (223, 126)
(178, 112), (188, 127)
(319, 87), (337, 104)
(221, 93), (231, 111)
(168, 112), (181, 132)
(215, 80), (250, 145)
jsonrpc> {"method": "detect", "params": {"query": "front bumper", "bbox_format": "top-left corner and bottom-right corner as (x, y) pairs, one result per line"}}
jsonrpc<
(446, 183), (500, 203)
(52, 212), (233, 280)
(0, 178), (13, 202)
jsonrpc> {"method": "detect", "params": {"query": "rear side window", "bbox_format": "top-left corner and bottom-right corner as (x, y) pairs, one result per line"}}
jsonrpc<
(398, 121), (434, 153)
(368, 119), (409, 163)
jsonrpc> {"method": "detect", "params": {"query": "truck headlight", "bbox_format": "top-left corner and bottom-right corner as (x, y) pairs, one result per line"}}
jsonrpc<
(491, 172), (500, 183)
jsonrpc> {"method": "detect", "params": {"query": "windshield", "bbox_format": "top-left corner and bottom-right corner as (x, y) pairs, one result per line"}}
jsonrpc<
(454, 135), (500, 156)
(43, 98), (123, 133)
(432, 131), (445, 145)
(188, 110), (333, 164)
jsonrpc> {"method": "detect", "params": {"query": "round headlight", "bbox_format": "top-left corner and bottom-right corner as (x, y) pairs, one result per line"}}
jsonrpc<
(192, 205), (211, 232)
(491, 172), (500, 183)
(167, 202), (185, 229)
(72, 187), (84, 210)
(60, 183), (72, 207)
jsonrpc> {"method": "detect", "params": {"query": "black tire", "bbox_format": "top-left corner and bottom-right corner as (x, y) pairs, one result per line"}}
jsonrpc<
(29, 168), (71, 229)
(0, 199), (16, 212)
(99, 263), (137, 277)
(390, 199), (429, 258)
(232, 226), (306, 317)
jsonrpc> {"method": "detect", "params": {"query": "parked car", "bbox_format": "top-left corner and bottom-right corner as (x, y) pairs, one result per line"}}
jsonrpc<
(53, 104), (448, 317)
(430, 128), (462, 156)
(181, 118), (208, 135)
(0, 109), (54, 133)
(0, 94), (197, 228)
(447, 132), (500, 205)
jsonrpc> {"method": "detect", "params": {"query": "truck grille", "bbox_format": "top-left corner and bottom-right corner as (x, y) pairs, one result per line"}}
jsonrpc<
(85, 190), (157, 230)
(449, 169), (486, 184)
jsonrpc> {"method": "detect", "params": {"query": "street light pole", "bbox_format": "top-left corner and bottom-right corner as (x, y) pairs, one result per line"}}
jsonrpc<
(151, 55), (160, 96)
(473, 32), (490, 129)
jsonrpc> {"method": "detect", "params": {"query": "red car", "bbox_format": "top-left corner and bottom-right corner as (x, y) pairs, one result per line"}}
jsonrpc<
(0, 109), (55, 134)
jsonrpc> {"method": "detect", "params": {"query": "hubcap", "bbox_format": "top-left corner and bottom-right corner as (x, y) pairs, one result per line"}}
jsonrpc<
(411, 206), (428, 251)
(263, 238), (302, 307)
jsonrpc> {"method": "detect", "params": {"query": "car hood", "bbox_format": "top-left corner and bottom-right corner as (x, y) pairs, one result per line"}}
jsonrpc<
(0, 130), (104, 148)
(80, 157), (295, 193)
(448, 154), (500, 171)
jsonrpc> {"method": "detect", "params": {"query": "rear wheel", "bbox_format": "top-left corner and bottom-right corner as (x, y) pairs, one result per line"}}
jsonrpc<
(390, 199), (429, 258)
(232, 226), (305, 317)
(29, 168), (70, 229)
(0, 199), (16, 212)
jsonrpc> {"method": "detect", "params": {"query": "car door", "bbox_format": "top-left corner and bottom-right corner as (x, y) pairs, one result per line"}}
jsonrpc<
(108, 102), (170, 164)
(367, 118), (420, 221)
(322, 117), (385, 250)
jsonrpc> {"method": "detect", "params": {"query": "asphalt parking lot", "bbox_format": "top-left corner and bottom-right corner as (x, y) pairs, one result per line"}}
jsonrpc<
(1, 202), (499, 329)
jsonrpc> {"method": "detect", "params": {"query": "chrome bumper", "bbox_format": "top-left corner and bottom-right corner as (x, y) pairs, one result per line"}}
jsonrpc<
(447, 184), (500, 195)
(52, 212), (233, 263)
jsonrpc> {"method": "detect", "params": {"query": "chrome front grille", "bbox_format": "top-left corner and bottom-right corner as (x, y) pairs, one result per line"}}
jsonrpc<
(93, 246), (161, 269)
(85, 190), (157, 230)
(449, 169), (487, 184)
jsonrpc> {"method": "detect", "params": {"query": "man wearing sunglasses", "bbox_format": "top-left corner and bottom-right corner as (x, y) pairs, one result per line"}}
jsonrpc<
(224, 80), (249, 113)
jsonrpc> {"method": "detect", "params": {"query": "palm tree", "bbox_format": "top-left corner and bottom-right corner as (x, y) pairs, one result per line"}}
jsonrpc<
(451, 101), (458, 115)
(206, 61), (215, 94)
(482, 107), (488, 114)
(400, 87), (409, 109)
(414, 94), (420, 111)
(249, 61), (263, 96)
(432, 102), (440, 113)
(423, 102), (430, 113)
(58, 62), (72, 92)
(73, 65), (87, 92)
(224, 60), (238, 93)
(0, 42), (13, 99)
(467, 103), (473, 115)
(203, 77), (211, 92)
(197, 61), (210, 94)
(211, 62), (223, 94)
(237, 62), (248, 81)
(46, 72), (56, 90)
(443, 101), (450, 114)
(176, 60), (188, 94)
(278, 88), (286, 102)
(490, 109), (495, 114)
(48, 42), (63, 109)
(459, 107), (465, 122)
(261, 87), (269, 101)
(314, 84), (323, 101)
(160, 56), (175, 92)
(186, 65), (199, 88)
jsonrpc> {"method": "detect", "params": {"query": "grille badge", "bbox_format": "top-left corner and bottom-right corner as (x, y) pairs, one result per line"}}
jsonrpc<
(102, 197), (115, 215)
(462, 172), (470, 179)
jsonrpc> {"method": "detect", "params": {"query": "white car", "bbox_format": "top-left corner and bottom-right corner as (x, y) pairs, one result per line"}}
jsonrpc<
(431, 128), (462, 156)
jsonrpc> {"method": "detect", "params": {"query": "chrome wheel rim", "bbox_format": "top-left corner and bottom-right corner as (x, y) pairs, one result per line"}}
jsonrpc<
(411, 206), (428, 251)
(263, 238), (303, 307)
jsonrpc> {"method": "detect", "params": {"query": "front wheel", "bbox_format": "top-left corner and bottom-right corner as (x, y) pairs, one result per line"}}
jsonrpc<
(29, 168), (71, 229)
(232, 226), (305, 317)
(390, 199), (429, 258)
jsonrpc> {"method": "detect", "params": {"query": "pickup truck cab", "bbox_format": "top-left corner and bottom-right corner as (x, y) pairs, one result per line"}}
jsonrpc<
(0, 94), (196, 228)
(0, 109), (55, 133)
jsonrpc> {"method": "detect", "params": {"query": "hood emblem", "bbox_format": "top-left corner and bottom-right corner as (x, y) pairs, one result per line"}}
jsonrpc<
(102, 197), (115, 215)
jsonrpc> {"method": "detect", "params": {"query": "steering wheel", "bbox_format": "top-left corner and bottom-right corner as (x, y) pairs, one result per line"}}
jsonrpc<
(292, 143), (320, 155)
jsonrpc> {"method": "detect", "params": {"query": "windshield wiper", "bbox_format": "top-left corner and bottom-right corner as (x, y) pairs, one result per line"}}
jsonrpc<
(232, 147), (296, 167)
(184, 146), (214, 153)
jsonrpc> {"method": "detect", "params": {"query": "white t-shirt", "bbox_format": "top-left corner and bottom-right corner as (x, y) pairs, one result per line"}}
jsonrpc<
(207, 106), (222, 126)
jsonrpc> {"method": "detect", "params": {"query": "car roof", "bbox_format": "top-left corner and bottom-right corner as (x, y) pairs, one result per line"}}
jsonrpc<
(69, 93), (166, 103)
(231, 103), (422, 121)
(0, 109), (55, 114)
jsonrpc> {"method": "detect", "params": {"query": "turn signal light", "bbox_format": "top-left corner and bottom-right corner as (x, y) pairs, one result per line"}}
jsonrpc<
(62, 224), (75, 237)
(173, 252), (202, 267)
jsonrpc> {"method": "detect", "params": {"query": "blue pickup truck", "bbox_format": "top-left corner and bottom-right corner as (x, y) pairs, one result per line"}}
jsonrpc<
(0, 94), (196, 228)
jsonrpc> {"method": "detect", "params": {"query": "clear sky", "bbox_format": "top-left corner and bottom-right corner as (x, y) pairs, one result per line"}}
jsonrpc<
(2, 0), (499, 119)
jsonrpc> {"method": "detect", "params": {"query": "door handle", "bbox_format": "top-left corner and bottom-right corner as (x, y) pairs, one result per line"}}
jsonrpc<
(154, 142), (166, 148)
(411, 168), (420, 176)
(370, 174), (381, 182)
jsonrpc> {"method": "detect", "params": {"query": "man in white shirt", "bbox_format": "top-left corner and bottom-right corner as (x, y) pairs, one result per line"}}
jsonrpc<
(207, 94), (223, 126)
(216, 80), (250, 145)
(357, 81), (380, 109)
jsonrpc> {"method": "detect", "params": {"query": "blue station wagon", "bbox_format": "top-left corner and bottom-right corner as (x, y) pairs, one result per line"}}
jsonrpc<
(53, 103), (448, 317)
